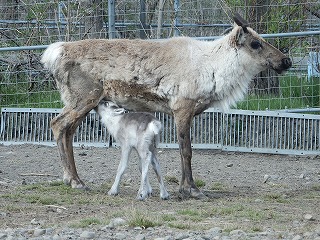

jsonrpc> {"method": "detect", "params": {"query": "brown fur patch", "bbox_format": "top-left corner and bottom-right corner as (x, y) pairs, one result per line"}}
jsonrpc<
(103, 80), (170, 113)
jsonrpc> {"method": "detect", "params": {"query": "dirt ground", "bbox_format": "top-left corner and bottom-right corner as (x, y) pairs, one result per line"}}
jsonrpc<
(0, 144), (320, 233)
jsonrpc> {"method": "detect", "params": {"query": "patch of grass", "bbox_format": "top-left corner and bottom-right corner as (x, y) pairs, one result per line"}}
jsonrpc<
(211, 204), (245, 216)
(311, 184), (320, 191)
(168, 222), (191, 230)
(127, 210), (161, 229)
(165, 176), (179, 185)
(263, 193), (289, 203)
(1, 193), (24, 201)
(162, 214), (176, 222)
(251, 226), (263, 232)
(211, 204), (269, 222)
(177, 209), (201, 217)
(210, 182), (226, 191)
(176, 208), (210, 222)
(236, 76), (320, 110)
(194, 179), (206, 188)
(4, 205), (24, 212)
(70, 218), (102, 228)
(48, 181), (64, 187)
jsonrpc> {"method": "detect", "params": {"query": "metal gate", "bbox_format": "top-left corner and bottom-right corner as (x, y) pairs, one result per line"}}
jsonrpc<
(1, 108), (319, 155)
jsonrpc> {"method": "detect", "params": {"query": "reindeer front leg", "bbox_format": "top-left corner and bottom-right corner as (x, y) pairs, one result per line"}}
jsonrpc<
(173, 102), (206, 199)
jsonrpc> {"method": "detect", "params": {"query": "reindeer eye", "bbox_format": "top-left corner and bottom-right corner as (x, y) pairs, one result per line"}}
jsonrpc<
(251, 40), (261, 49)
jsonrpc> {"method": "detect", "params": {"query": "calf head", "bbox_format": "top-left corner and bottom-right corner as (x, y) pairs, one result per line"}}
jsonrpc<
(97, 100), (126, 117)
(229, 13), (292, 74)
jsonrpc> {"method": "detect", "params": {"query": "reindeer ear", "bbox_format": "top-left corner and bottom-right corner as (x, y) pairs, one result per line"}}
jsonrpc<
(229, 26), (246, 47)
(235, 26), (246, 45)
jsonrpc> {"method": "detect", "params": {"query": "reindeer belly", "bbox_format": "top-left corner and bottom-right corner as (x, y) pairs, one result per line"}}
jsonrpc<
(103, 80), (171, 114)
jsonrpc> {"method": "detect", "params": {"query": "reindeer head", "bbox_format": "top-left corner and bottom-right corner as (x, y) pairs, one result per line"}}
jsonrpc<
(97, 100), (126, 117)
(228, 13), (292, 74)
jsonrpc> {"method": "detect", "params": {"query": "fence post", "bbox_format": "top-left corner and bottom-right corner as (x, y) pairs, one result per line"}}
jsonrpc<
(108, 0), (116, 39)
(140, 0), (147, 39)
(174, 0), (180, 36)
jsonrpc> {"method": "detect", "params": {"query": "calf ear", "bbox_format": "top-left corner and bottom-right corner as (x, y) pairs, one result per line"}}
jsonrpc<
(114, 108), (125, 115)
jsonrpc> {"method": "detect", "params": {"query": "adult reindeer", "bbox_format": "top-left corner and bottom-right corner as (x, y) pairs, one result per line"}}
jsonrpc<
(41, 14), (291, 198)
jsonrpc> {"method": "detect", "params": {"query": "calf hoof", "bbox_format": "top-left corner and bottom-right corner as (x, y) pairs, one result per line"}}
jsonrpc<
(108, 189), (119, 196)
(137, 191), (148, 201)
(160, 193), (170, 200)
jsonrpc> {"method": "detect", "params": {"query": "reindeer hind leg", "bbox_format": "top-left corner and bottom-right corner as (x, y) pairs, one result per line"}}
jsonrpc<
(51, 75), (104, 189)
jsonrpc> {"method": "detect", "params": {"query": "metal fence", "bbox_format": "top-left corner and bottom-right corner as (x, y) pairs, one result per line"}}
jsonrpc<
(1, 107), (319, 155)
(0, 1), (319, 155)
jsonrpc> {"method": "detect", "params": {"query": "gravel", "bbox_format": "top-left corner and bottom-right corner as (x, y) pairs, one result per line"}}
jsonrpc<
(1, 144), (320, 239)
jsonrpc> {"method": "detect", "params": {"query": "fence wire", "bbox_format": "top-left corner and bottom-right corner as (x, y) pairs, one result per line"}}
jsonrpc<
(1, 1), (319, 110)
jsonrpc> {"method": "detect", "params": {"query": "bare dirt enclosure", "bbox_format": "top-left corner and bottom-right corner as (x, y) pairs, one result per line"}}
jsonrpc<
(0, 144), (320, 239)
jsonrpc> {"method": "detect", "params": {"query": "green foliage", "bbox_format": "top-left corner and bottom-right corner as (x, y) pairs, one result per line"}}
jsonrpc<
(127, 210), (160, 228)
(70, 218), (102, 228)
(194, 178), (206, 188)
(236, 76), (320, 110)
(210, 182), (227, 191)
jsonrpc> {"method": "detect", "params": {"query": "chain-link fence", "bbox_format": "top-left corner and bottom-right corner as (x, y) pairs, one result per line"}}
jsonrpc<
(0, 0), (319, 111)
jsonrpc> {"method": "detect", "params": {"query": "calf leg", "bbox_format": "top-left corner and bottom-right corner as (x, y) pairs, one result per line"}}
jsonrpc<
(51, 88), (103, 189)
(173, 103), (205, 199)
(137, 150), (152, 200)
(108, 146), (132, 196)
(150, 148), (169, 200)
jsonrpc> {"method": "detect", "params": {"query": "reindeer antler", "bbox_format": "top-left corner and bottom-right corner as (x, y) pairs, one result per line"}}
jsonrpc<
(233, 12), (249, 33)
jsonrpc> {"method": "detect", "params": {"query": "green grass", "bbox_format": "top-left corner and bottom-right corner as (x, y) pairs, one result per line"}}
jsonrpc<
(236, 76), (320, 110)
(194, 179), (206, 188)
(70, 218), (102, 228)
(210, 182), (227, 191)
(127, 210), (161, 228)
(1, 74), (319, 110)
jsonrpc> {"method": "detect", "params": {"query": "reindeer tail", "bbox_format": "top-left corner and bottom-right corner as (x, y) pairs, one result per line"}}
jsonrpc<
(41, 42), (65, 72)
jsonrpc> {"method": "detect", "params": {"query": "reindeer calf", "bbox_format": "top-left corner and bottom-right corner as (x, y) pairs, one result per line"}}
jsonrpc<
(96, 101), (169, 200)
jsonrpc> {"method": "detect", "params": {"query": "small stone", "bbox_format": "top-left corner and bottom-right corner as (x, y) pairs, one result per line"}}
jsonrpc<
(292, 235), (302, 240)
(299, 173), (305, 179)
(135, 234), (146, 240)
(0, 233), (7, 239)
(52, 235), (61, 240)
(229, 229), (246, 237)
(80, 231), (95, 239)
(263, 174), (270, 183)
(33, 229), (46, 237)
(205, 227), (223, 239)
(115, 232), (126, 240)
(175, 233), (190, 240)
(106, 217), (127, 229)
(304, 214), (314, 221)
(30, 218), (40, 225)
(0, 212), (7, 217)
(226, 163), (233, 167)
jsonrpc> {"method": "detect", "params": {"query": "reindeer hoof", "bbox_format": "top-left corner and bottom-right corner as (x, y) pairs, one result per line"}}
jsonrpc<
(63, 177), (89, 190)
(179, 187), (207, 200)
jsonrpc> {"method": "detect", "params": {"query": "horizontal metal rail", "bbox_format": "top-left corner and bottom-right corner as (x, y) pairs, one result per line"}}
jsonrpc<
(1, 108), (319, 155)
(1, 30), (319, 52)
